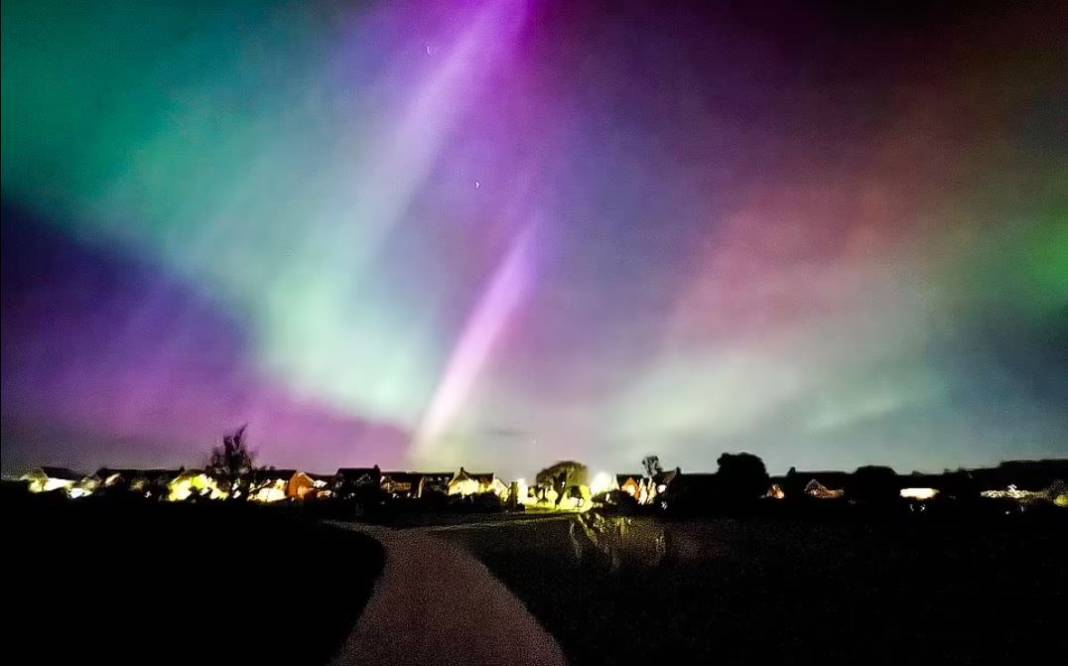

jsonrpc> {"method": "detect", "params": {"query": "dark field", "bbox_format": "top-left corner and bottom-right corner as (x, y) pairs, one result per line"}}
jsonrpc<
(436, 512), (1068, 665)
(7, 491), (384, 665)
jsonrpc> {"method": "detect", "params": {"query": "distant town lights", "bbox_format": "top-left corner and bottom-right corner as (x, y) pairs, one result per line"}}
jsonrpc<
(899, 487), (939, 500)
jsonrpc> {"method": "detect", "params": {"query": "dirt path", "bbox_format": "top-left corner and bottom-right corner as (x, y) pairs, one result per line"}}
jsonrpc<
(330, 524), (567, 665)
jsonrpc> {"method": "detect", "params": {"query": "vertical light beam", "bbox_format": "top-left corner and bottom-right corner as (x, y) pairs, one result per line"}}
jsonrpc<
(413, 224), (535, 459)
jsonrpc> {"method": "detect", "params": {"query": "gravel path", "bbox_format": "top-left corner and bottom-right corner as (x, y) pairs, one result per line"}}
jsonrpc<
(330, 524), (567, 665)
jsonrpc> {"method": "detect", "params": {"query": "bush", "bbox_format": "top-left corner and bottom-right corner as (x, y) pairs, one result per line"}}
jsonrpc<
(472, 491), (504, 512)
(848, 466), (899, 505)
(593, 489), (639, 515)
(716, 452), (770, 504)
(419, 489), (449, 510)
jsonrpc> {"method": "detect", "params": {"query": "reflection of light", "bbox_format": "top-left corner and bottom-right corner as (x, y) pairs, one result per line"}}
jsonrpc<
(68, 487), (92, 499)
(900, 487), (938, 500)
(591, 472), (615, 495)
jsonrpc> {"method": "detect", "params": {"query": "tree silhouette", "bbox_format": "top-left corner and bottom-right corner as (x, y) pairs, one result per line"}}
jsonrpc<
(208, 424), (257, 500)
(848, 465), (899, 504)
(535, 460), (589, 505)
(642, 455), (663, 478)
(716, 452), (769, 504)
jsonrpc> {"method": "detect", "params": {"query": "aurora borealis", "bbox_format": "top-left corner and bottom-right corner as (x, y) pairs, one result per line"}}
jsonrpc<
(2, 0), (1066, 477)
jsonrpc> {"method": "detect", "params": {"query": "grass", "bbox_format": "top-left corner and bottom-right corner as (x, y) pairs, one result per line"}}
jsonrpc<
(436, 511), (1068, 664)
(7, 488), (384, 665)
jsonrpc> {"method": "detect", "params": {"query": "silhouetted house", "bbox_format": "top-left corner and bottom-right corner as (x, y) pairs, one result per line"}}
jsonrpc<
(100, 471), (180, 486)
(653, 467), (680, 492)
(932, 460), (1068, 506)
(381, 472), (423, 498)
(804, 479), (844, 499)
(765, 483), (785, 499)
(448, 469), (480, 496)
(639, 467), (681, 505)
(70, 473), (102, 498)
(661, 472), (718, 511)
(22, 467), (83, 494)
(979, 485), (1049, 502)
(167, 469), (226, 501)
(979, 476), (1067, 505)
(286, 471), (322, 500)
(616, 474), (644, 500)
(485, 477), (510, 497)
(772, 469), (802, 500)
(97, 468), (139, 488)
(417, 472), (454, 496)
(972, 460), (1068, 494)
(900, 472), (942, 488)
(448, 468), (506, 497)
(95, 468), (182, 497)
(143, 469), (184, 491)
(251, 469), (296, 503)
(792, 471), (849, 499)
(335, 466), (382, 498)
(292, 472), (335, 499)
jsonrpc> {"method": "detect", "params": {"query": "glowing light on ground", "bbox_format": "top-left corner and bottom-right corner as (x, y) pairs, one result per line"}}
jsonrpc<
(900, 487), (939, 500)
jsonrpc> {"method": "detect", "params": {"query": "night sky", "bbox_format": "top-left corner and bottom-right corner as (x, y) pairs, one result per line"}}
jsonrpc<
(2, 0), (1066, 478)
